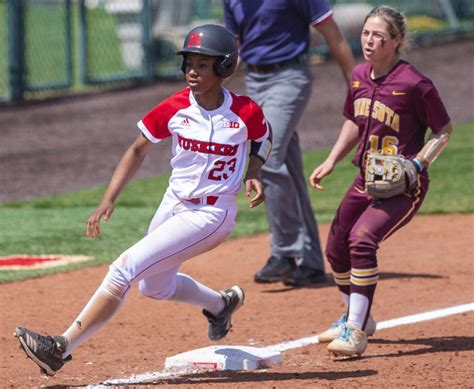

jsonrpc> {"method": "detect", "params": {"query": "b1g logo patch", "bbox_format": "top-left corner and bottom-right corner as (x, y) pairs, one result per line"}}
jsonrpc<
(0, 254), (93, 271)
(221, 119), (240, 129)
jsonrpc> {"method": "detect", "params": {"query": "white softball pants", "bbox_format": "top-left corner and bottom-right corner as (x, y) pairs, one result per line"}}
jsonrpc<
(105, 188), (237, 300)
(61, 189), (237, 356)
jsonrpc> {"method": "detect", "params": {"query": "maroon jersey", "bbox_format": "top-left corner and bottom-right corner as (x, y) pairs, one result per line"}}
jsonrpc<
(344, 60), (450, 168)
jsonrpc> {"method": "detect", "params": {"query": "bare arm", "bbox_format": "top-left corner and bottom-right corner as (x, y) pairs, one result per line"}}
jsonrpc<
(244, 155), (265, 208)
(415, 122), (452, 169)
(85, 134), (153, 237)
(313, 18), (354, 86)
(309, 119), (359, 190)
(244, 121), (273, 208)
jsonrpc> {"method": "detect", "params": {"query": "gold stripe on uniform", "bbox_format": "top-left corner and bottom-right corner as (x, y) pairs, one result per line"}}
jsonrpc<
(351, 267), (379, 276)
(350, 275), (379, 286)
(351, 266), (379, 286)
(332, 270), (351, 286)
(333, 270), (351, 278)
(334, 278), (351, 286)
(382, 175), (422, 241)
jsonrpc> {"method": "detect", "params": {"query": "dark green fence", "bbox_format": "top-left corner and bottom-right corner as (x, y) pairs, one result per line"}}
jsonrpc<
(313, 0), (474, 56)
(24, 0), (72, 91)
(0, 0), (8, 102)
(1, 0), (473, 103)
(79, 0), (153, 83)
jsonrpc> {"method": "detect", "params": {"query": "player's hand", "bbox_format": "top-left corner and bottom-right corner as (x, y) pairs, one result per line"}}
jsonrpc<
(245, 178), (265, 208)
(309, 160), (335, 190)
(85, 200), (115, 238)
(244, 155), (265, 208)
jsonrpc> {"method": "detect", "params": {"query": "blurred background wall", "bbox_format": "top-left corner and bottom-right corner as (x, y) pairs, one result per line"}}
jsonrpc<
(1, 0), (473, 103)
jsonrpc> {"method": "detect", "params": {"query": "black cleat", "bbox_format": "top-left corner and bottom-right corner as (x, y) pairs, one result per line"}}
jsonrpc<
(203, 286), (245, 341)
(15, 326), (71, 376)
(254, 256), (296, 283)
(283, 266), (328, 287)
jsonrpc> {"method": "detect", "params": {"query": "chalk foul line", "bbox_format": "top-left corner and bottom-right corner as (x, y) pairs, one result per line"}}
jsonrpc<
(89, 302), (474, 387)
(268, 302), (474, 352)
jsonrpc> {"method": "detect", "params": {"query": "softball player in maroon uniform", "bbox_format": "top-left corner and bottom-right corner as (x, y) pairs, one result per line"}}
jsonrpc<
(14, 25), (272, 376)
(310, 6), (452, 357)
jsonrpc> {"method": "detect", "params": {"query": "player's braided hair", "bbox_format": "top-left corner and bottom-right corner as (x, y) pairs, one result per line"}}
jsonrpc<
(364, 5), (411, 55)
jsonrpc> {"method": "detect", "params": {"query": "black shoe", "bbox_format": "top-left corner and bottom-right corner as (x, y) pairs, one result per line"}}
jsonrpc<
(284, 267), (328, 287)
(15, 326), (72, 376)
(202, 285), (245, 341)
(254, 256), (296, 283)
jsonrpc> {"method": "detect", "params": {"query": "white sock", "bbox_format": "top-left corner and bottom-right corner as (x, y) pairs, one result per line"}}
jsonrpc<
(339, 291), (349, 307)
(62, 284), (124, 357)
(168, 273), (224, 315)
(347, 293), (369, 330)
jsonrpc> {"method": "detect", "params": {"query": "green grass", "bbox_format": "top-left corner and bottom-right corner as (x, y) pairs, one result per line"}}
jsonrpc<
(303, 122), (474, 218)
(1, 123), (472, 283)
(0, 2), (8, 97)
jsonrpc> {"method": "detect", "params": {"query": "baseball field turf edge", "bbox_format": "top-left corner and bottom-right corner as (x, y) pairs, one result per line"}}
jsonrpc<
(0, 123), (472, 283)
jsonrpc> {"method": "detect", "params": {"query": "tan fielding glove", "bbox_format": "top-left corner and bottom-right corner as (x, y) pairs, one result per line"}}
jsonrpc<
(365, 152), (418, 198)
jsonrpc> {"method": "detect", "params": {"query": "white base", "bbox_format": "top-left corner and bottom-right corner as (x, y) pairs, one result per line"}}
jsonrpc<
(164, 345), (281, 372)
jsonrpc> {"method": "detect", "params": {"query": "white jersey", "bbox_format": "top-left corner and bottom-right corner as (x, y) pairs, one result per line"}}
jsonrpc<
(138, 87), (270, 200)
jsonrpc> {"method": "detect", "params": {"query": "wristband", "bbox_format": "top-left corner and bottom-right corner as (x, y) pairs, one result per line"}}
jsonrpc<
(412, 158), (424, 173)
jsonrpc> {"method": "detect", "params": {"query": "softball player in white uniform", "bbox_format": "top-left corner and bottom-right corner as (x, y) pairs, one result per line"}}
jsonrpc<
(15, 24), (272, 377)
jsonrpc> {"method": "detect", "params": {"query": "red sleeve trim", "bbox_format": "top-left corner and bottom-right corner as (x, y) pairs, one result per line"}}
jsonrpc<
(139, 88), (191, 142)
(230, 92), (268, 141)
(311, 10), (333, 27)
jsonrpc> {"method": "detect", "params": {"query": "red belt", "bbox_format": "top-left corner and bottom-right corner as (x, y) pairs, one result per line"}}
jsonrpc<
(188, 196), (218, 205)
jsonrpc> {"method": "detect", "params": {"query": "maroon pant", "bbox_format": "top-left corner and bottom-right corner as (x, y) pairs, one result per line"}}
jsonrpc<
(325, 172), (429, 302)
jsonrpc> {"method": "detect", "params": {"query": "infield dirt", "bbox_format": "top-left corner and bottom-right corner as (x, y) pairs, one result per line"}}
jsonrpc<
(1, 214), (473, 387)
